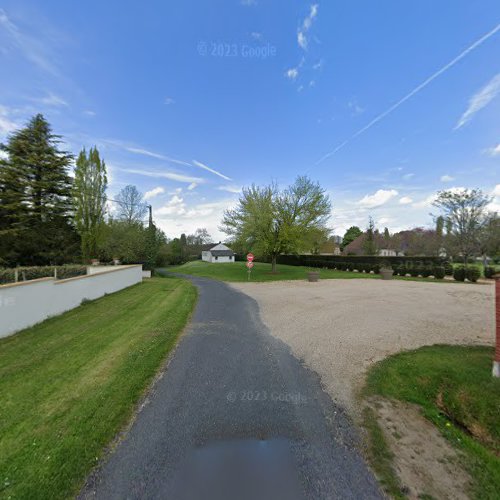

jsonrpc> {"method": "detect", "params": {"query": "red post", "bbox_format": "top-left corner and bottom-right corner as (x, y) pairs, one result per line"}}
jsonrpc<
(494, 275), (500, 378)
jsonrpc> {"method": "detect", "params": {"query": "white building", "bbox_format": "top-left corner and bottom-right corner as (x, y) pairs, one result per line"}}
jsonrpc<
(201, 243), (235, 263)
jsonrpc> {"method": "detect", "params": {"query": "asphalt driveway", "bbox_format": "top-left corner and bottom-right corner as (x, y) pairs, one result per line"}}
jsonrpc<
(80, 275), (381, 499)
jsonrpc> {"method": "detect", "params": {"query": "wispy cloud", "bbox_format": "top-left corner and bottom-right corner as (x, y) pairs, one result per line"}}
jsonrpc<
(0, 8), (59, 76)
(285, 67), (299, 80)
(217, 185), (241, 194)
(31, 92), (68, 107)
(357, 189), (398, 208)
(192, 159), (232, 181)
(144, 186), (165, 200)
(164, 97), (175, 105)
(455, 74), (500, 129)
(297, 4), (318, 51)
(123, 168), (205, 185)
(440, 174), (454, 182)
(0, 105), (19, 137)
(241, 0), (257, 5)
(317, 22), (500, 163)
(486, 143), (500, 156)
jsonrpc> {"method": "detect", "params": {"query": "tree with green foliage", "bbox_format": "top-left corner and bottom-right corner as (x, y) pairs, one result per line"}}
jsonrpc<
(73, 147), (107, 261)
(221, 176), (331, 272)
(433, 189), (491, 266)
(363, 217), (378, 255)
(0, 114), (77, 265)
(341, 226), (362, 250)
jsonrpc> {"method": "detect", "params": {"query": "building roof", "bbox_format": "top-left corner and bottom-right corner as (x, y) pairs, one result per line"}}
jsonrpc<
(208, 243), (235, 257)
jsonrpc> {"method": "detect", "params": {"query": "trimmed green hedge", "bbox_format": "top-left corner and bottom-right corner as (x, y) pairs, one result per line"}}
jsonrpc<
(0, 265), (87, 285)
(277, 254), (444, 268)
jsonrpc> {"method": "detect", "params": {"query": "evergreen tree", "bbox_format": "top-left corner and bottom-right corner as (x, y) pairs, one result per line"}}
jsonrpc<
(0, 114), (76, 265)
(341, 226), (362, 250)
(363, 217), (378, 255)
(73, 147), (107, 260)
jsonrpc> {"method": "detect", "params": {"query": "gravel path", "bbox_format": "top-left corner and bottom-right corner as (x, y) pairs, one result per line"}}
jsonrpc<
(81, 275), (382, 500)
(230, 279), (495, 415)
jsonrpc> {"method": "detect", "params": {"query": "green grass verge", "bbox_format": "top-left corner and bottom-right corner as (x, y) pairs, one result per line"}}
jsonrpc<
(0, 277), (197, 499)
(165, 260), (462, 283)
(363, 345), (500, 499)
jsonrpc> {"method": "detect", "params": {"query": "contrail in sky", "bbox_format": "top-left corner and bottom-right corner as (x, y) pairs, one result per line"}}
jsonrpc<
(316, 22), (500, 165)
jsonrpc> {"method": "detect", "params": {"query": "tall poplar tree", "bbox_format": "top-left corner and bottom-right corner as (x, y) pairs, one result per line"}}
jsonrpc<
(0, 114), (76, 265)
(72, 147), (107, 260)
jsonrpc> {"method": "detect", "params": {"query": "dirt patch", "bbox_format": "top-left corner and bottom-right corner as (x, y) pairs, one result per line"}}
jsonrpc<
(367, 397), (472, 500)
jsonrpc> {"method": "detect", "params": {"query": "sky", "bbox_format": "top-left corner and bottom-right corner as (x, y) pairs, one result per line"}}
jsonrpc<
(0, 0), (499, 240)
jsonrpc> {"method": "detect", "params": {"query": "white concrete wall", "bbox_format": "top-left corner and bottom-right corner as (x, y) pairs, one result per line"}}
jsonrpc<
(201, 251), (212, 263)
(0, 265), (143, 339)
(213, 255), (234, 263)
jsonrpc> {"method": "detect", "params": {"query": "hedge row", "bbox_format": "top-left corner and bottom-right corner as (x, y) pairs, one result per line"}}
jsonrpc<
(0, 265), (87, 285)
(277, 254), (444, 268)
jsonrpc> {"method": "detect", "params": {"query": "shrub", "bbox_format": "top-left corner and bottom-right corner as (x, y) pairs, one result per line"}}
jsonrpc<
(466, 267), (480, 283)
(433, 266), (445, 279)
(453, 266), (466, 282)
(0, 265), (86, 285)
(421, 266), (432, 278)
(484, 266), (496, 279)
(372, 264), (380, 274)
(443, 262), (453, 276)
(409, 267), (420, 277)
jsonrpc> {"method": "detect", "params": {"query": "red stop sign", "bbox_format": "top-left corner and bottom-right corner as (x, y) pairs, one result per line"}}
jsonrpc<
(247, 253), (254, 262)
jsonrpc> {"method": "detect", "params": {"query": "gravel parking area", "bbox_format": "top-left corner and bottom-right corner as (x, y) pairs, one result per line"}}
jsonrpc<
(230, 279), (495, 415)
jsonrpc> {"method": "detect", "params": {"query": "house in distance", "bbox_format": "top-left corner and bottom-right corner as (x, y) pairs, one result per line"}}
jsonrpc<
(201, 243), (236, 263)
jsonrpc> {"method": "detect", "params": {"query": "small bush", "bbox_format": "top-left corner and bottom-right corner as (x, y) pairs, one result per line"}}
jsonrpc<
(484, 266), (496, 279)
(466, 267), (480, 283)
(372, 264), (380, 274)
(443, 262), (453, 276)
(0, 265), (86, 285)
(433, 266), (445, 279)
(409, 267), (420, 277)
(453, 266), (466, 282)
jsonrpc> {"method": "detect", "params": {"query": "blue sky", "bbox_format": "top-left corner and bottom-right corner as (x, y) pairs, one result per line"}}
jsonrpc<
(1, 1), (499, 239)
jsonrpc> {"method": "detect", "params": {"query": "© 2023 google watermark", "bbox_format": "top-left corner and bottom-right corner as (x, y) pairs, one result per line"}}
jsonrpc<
(197, 41), (277, 59)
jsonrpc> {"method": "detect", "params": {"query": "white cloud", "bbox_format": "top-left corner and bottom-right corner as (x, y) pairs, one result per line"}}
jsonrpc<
(318, 22), (500, 163)
(486, 143), (500, 156)
(83, 110), (96, 117)
(492, 184), (500, 197)
(0, 109), (18, 137)
(250, 32), (262, 41)
(33, 92), (68, 107)
(0, 149), (8, 160)
(156, 194), (186, 216)
(296, 4), (319, 52)
(440, 174), (454, 182)
(164, 97), (175, 105)
(217, 185), (241, 194)
(285, 67), (299, 80)
(357, 189), (398, 208)
(123, 168), (205, 185)
(192, 159), (231, 180)
(455, 74), (500, 129)
(348, 100), (364, 116)
(188, 182), (197, 191)
(312, 60), (323, 70)
(402, 173), (414, 180)
(144, 186), (165, 200)
(399, 196), (413, 205)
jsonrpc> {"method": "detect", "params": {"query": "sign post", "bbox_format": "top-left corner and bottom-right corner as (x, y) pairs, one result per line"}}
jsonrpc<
(246, 253), (255, 281)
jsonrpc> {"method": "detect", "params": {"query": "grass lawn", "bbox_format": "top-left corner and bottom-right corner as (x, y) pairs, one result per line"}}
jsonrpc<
(165, 260), (382, 282)
(0, 277), (196, 499)
(164, 260), (475, 284)
(363, 345), (500, 499)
